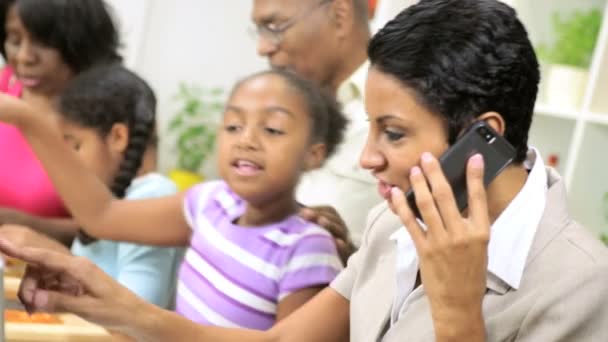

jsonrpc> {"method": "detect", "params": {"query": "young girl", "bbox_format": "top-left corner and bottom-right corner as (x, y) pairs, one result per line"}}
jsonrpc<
(0, 69), (347, 329)
(56, 63), (180, 309)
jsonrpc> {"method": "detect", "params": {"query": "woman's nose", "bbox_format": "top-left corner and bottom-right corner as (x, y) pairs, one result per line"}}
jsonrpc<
(359, 137), (385, 171)
(15, 41), (37, 66)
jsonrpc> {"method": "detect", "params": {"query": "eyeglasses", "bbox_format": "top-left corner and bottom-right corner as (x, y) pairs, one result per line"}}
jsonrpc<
(250, 0), (334, 46)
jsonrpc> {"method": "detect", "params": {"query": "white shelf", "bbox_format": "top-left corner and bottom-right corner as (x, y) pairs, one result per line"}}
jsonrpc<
(586, 112), (608, 125)
(568, 123), (608, 235)
(528, 115), (576, 174)
(508, 0), (608, 239)
(534, 103), (580, 120)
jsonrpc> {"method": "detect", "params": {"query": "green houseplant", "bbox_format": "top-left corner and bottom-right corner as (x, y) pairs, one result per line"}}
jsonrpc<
(166, 83), (224, 190)
(537, 9), (602, 68)
(536, 9), (602, 109)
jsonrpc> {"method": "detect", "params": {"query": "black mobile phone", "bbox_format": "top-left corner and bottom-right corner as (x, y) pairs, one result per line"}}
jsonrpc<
(405, 121), (517, 219)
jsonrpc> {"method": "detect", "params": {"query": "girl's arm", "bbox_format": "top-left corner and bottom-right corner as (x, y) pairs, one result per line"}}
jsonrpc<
(0, 208), (78, 246)
(275, 287), (324, 321)
(0, 224), (71, 255)
(0, 240), (351, 342)
(0, 92), (191, 246)
(133, 288), (350, 342)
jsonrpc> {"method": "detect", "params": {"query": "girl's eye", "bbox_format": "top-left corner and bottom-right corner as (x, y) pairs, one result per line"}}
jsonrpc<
(384, 128), (405, 141)
(225, 124), (241, 133)
(265, 127), (284, 135)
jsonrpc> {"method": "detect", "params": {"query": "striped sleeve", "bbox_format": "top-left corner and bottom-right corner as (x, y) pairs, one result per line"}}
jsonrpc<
(277, 229), (343, 300)
(182, 181), (223, 230)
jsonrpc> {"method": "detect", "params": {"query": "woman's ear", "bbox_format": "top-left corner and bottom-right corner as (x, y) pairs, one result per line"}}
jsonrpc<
(304, 143), (327, 171)
(107, 123), (130, 154)
(477, 111), (506, 136)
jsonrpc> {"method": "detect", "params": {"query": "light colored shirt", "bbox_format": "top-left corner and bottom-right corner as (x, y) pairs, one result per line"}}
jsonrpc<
(71, 173), (181, 309)
(296, 62), (382, 245)
(388, 148), (547, 326)
(0, 66), (67, 217)
(330, 161), (608, 341)
(176, 180), (343, 330)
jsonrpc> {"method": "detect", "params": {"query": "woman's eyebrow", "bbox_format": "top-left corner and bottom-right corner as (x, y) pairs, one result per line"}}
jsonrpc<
(376, 114), (402, 124)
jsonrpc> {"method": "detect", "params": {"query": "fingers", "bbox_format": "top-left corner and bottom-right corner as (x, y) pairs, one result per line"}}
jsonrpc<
(19, 266), (40, 313)
(299, 206), (343, 224)
(335, 238), (356, 266)
(298, 207), (317, 221)
(299, 206), (349, 240)
(408, 164), (446, 239)
(28, 288), (95, 317)
(390, 187), (426, 247)
(419, 153), (462, 228)
(0, 239), (71, 275)
(0, 239), (104, 295)
(0, 238), (35, 262)
(318, 216), (348, 240)
(466, 154), (489, 231)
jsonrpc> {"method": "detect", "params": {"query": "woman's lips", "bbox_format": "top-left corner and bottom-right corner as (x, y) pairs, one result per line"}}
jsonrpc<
(377, 180), (394, 200)
(18, 77), (41, 88)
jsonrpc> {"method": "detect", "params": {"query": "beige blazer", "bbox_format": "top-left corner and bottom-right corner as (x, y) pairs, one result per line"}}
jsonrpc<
(331, 168), (608, 341)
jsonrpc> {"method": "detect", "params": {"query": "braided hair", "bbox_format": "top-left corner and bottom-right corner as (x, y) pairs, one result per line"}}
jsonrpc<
(59, 63), (156, 243)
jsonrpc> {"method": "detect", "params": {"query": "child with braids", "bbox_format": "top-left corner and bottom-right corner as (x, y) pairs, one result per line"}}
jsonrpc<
(56, 63), (180, 309)
(0, 69), (347, 329)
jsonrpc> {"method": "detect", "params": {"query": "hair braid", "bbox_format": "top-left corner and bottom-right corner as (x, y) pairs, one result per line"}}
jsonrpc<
(109, 100), (154, 198)
(60, 64), (156, 244)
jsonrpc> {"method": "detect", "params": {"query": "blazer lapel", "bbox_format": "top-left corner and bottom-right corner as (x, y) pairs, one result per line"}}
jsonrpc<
(525, 168), (571, 267)
(370, 248), (397, 341)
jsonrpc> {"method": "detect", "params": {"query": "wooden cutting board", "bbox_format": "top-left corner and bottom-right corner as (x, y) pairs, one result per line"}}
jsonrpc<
(6, 313), (113, 342)
(4, 276), (20, 300)
(3, 277), (113, 341)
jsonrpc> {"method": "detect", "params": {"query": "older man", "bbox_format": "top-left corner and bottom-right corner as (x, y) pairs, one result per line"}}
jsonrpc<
(251, 0), (382, 248)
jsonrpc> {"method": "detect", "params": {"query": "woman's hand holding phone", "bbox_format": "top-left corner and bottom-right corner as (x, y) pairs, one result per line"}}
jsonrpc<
(390, 152), (489, 341)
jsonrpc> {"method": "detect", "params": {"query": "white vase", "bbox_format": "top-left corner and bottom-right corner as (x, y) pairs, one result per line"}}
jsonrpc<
(544, 64), (589, 110)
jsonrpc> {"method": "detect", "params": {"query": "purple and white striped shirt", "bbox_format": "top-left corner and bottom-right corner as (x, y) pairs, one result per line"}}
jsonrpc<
(176, 180), (343, 330)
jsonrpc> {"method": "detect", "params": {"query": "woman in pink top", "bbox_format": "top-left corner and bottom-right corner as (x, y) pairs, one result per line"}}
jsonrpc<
(0, 0), (122, 242)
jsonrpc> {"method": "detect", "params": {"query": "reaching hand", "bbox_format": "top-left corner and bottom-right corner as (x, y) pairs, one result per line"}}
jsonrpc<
(0, 92), (34, 126)
(0, 207), (24, 226)
(0, 239), (146, 333)
(299, 205), (356, 265)
(389, 153), (489, 338)
(0, 224), (70, 254)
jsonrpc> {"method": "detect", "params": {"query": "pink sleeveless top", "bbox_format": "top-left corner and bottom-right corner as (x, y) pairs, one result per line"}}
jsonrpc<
(0, 66), (68, 217)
